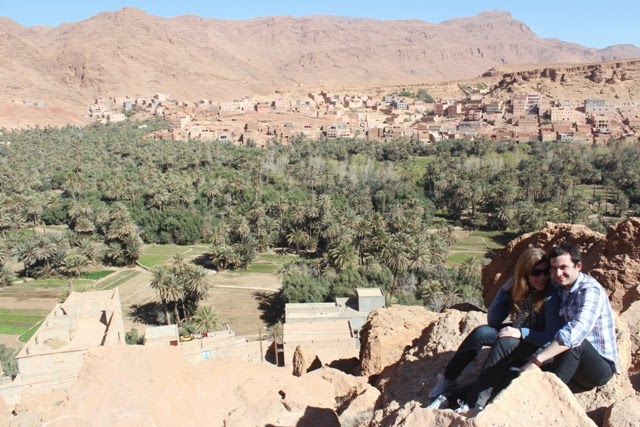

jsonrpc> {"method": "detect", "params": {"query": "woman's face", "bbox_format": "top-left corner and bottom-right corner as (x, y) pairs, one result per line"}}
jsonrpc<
(528, 261), (549, 291)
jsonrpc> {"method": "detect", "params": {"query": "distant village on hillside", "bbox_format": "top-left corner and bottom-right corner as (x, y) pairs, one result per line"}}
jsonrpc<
(85, 84), (640, 146)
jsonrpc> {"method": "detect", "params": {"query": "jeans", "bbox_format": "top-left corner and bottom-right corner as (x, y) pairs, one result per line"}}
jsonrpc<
(445, 325), (539, 408)
(466, 337), (539, 407)
(546, 339), (614, 391)
(444, 324), (503, 380)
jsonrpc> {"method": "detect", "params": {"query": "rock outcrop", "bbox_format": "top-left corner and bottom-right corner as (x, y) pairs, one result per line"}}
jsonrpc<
(603, 395), (640, 427)
(292, 345), (322, 376)
(620, 299), (640, 372)
(358, 305), (439, 378)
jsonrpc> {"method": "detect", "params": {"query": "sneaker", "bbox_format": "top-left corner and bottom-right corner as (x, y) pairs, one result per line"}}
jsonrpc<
(426, 394), (449, 410)
(454, 400), (470, 414)
(429, 377), (457, 398)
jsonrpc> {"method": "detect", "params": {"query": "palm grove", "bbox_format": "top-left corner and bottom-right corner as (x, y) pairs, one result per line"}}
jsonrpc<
(0, 121), (638, 320)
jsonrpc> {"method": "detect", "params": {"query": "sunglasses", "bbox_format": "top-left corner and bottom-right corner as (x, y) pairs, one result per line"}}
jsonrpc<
(530, 268), (549, 277)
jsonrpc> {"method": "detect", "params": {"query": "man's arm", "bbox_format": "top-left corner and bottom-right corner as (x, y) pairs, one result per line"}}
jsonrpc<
(555, 285), (606, 348)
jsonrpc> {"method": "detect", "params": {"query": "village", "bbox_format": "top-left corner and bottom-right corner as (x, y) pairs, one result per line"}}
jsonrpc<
(87, 83), (640, 146)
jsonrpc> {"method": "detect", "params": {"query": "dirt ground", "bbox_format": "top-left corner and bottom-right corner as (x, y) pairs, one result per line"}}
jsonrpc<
(0, 260), (282, 347)
(0, 334), (20, 349)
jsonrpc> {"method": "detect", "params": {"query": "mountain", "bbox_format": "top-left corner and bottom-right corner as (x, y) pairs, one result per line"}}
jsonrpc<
(0, 8), (639, 118)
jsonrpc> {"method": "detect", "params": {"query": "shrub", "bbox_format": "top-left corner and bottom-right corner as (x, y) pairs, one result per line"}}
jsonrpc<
(125, 328), (146, 345)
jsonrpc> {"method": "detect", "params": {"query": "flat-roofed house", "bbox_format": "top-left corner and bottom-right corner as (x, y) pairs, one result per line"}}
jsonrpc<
(0, 290), (124, 404)
(282, 288), (385, 366)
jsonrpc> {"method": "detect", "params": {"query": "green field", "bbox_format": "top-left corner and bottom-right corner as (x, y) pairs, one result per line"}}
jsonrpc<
(447, 229), (515, 265)
(138, 244), (192, 268)
(17, 278), (93, 288)
(80, 270), (115, 280)
(0, 309), (49, 336)
(98, 270), (141, 290)
(18, 320), (44, 343)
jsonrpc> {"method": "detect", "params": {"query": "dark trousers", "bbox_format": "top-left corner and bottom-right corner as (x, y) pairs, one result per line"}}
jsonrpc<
(466, 337), (538, 407)
(444, 324), (503, 380)
(446, 329), (539, 408)
(546, 339), (614, 391)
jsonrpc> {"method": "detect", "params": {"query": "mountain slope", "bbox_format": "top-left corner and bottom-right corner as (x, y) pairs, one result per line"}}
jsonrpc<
(0, 8), (639, 112)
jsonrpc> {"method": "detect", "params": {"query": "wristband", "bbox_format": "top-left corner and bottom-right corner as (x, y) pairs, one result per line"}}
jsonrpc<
(532, 357), (543, 367)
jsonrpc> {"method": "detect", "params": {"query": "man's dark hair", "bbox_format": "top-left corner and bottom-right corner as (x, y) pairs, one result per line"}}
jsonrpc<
(549, 243), (582, 266)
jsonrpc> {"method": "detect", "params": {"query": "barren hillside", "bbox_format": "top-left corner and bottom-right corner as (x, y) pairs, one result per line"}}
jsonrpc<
(0, 7), (639, 124)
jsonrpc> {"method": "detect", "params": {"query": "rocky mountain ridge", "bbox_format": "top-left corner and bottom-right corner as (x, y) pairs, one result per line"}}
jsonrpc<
(1, 7), (639, 119)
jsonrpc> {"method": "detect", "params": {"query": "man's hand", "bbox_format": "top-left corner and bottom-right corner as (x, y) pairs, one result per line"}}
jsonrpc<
(520, 361), (539, 373)
(497, 326), (521, 339)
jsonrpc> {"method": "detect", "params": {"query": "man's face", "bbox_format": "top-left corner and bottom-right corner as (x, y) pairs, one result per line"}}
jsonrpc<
(550, 253), (582, 288)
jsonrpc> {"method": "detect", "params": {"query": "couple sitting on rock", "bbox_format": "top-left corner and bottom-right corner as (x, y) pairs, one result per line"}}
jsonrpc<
(427, 243), (618, 414)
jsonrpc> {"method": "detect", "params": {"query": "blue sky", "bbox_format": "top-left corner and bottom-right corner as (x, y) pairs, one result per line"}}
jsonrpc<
(1, 1), (638, 49)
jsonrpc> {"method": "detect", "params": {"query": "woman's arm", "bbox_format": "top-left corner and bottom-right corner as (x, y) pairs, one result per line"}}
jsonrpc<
(487, 277), (514, 327)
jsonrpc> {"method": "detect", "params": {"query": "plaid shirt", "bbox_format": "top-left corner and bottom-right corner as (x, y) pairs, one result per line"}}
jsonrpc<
(556, 273), (618, 372)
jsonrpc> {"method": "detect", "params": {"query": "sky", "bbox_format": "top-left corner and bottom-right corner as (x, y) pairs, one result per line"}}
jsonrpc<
(1, 1), (638, 49)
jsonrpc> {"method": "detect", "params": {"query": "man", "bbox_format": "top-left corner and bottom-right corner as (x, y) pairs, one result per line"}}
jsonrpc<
(521, 243), (618, 390)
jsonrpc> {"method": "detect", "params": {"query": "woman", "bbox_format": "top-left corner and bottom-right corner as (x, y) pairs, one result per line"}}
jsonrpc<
(428, 247), (563, 411)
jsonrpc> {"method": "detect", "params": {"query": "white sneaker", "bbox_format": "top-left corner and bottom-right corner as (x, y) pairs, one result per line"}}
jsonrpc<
(426, 394), (449, 410)
(454, 400), (470, 414)
(429, 377), (457, 398)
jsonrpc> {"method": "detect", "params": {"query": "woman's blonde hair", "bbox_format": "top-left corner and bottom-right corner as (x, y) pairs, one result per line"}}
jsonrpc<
(510, 247), (548, 316)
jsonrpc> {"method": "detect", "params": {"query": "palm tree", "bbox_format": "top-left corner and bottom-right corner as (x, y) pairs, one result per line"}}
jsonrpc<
(150, 266), (180, 325)
(426, 233), (447, 265)
(0, 265), (14, 288)
(61, 253), (90, 278)
(287, 229), (309, 255)
(381, 239), (409, 298)
(183, 265), (210, 303)
(458, 256), (482, 283)
(190, 305), (221, 334)
(329, 241), (358, 273)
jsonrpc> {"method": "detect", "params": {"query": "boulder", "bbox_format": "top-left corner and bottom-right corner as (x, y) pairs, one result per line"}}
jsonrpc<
(472, 370), (597, 427)
(369, 371), (596, 427)
(619, 299), (640, 372)
(358, 306), (439, 378)
(589, 218), (640, 311)
(603, 396), (640, 427)
(313, 366), (369, 399)
(371, 309), (485, 412)
(312, 366), (379, 427)
(336, 383), (380, 426)
(292, 345), (322, 377)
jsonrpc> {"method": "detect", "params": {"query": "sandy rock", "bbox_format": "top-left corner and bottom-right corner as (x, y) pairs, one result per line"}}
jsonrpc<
(620, 300), (640, 372)
(313, 366), (369, 399)
(292, 345), (322, 377)
(373, 309), (485, 414)
(337, 383), (380, 425)
(481, 222), (604, 307)
(603, 396), (640, 427)
(371, 371), (596, 427)
(589, 218), (640, 312)
(473, 370), (597, 427)
(10, 346), (340, 427)
(358, 306), (439, 378)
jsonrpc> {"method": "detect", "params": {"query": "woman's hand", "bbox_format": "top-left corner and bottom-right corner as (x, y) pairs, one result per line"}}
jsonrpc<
(497, 326), (521, 339)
